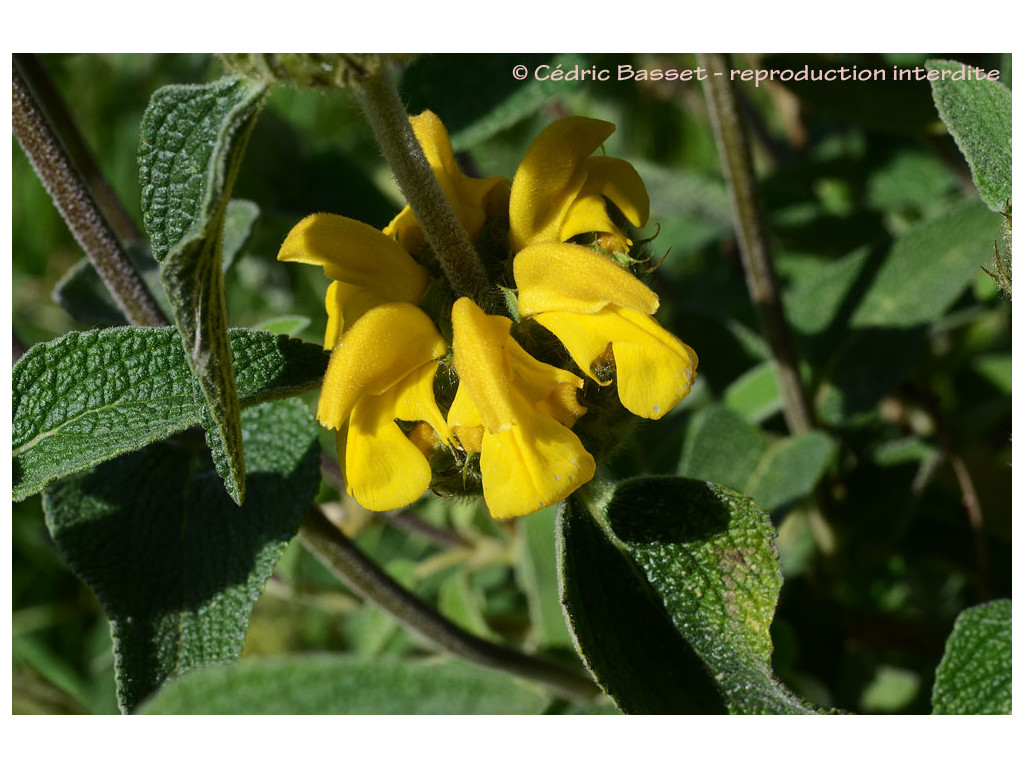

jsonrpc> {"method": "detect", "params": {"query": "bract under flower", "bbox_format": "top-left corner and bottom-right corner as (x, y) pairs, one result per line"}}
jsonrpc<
(515, 242), (698, 420)
(319, 302), (450, 511)
(385, 110), (510, 253)
(508, 116), (649, 254)
(448, 297), (595, 519)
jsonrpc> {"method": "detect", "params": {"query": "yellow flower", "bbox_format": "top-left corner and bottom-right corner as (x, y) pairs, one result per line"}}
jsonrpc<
(447, 297), (595, 519)
(385, 110), (510, 254)
(318, 302), (451, 511)
(515, 242), (698, 420)
(277, 210), (449, 511)
(278, 213), (430, 349)
(508, 116), (649, 254)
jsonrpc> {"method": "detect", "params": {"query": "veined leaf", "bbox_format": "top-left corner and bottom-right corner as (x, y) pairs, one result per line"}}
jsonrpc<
(139, 77), (269, 504)
(680, 404), (834, 515)
(932, 600), (1011, 714)
(42, 400), (320, 713)
(139, 655), (548, 714)
(927, 60), (1011, 213)
(559, 478), (821, 714)
(12, 327), (327, 501)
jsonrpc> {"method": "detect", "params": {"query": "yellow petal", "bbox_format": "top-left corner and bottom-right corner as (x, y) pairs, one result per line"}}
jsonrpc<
(382, 205), (426, 255)
(447, 382), (485, 453)
(278, 213), (428, 304)
(343, 389), (433, 511)
(478, 407), (596, 519)
(534, 306), (697, 419)
(400, 111), (511, 244)
(450, 298), (584, 434)
(581, 155), (650, 228)
(391, 360), (451, 444)
(317, 303), (447, 429)
(324, 281), (389, 350)
(509, 117), (616, 251)
(558, 195), (621, 245)
(515, 243), (659, 316)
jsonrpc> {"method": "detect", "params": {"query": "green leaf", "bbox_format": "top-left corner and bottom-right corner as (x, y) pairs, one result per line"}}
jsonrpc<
(139, 76), (269, 504)
(722, 360), (782, 424)
(517, 505), (576, 651)
(252, 314), (312, 337)
(927, 60), (1012, 212)
(558, 479), (820, 714)
(680, 405), (834, 515)
(932, 600), (1011, 714)
(438, 571), (494, 639)
(851, 199), (999, 328)
(13, 327), (327, 501)
(810, 199), (1000, 421)
(52, 243), (163, 328)
(42, 399), (320, 713)
(139, 655), (548, 714)
(220, 198), (260, 273)
(747, 431), (835, 515)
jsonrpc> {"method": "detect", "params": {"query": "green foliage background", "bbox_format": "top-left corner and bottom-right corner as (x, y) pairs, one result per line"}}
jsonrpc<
(12, 53), (1011, 714)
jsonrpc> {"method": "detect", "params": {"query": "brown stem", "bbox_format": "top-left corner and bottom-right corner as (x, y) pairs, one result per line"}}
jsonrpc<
(14, 54), (143, 244)
(698, 53), (815, 435)
(355, 61), (494, 310)
(13, 59), (168, 328)
(948, 452), (990, 602)
(299, 505), (599, 702)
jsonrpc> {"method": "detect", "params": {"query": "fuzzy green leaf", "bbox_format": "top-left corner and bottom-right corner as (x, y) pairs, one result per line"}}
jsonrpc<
(932, 600), (1011, 714)
(517, 505), (576, 650)
(139, 656), (548, 714)
(220, 199), (260, 273)
(12, 327), (327, 501)
(927, 60), (1012, 213)
(139, 77), (268, 504)
(851, 199), (999, 328)
(559, 479), (820, 714)
(52, 243), (163, 328)
(680, 405), (834, 515)
(42, 400), (320, 713)
(805, 199), (1000, 421)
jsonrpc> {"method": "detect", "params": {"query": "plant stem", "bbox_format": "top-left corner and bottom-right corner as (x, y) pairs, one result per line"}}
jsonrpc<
(12, 59), (168, 328)
(698, 53), (814, 435)
(14, 54), (144, 245)
(355, 61), (494, 309)
(948, 452), (990, 602)
(298, 505), (600, 702)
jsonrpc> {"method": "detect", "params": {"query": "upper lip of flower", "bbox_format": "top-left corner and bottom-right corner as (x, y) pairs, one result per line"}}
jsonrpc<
(508, 115), (650, 253)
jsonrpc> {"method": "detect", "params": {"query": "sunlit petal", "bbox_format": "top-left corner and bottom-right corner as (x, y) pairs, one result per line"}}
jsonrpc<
(509, 117), (616, 251)
(580, 155), (649, 228)
(278, 213), (428, 303)
(317, 303), (446, 429)
(343, 390), (433, 511)
(515, 243), (659, 316)
(479, 407), (595, 519)
(534, 306), (697, 419)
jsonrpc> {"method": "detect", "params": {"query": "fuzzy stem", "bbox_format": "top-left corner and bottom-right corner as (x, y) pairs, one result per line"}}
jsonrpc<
(13, 60), (168, 328)
(355, 61), (494, 309)
(698, 53), (814, 435)
(298, 505), (600, 702)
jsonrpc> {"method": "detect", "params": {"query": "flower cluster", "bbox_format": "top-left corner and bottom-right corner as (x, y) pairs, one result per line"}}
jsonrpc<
(279, 111), (698, 518)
